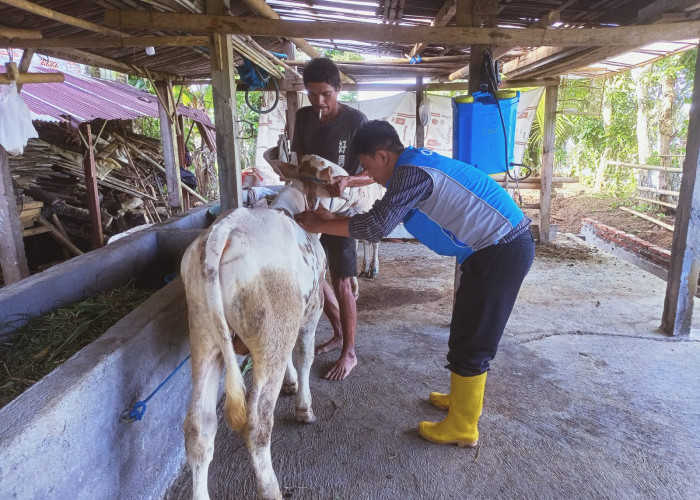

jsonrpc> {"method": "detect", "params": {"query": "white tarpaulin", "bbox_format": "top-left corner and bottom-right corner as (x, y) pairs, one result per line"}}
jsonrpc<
(254, 89), (544, 183)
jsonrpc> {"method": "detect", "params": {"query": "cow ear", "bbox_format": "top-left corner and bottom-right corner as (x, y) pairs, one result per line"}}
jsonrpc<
(264, 146), (299, 181)
(318, 166), (334, 184)
(268, 159), (299, 181)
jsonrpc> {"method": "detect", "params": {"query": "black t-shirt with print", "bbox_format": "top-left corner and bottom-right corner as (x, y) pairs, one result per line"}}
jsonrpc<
(291, 104), (368, 176)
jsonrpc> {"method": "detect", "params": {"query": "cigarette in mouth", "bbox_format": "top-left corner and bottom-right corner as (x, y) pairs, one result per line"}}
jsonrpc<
(318, 108), (323, 120)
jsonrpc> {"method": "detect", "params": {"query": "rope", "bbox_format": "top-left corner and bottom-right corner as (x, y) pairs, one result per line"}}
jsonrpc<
(121, 354), (191, 423)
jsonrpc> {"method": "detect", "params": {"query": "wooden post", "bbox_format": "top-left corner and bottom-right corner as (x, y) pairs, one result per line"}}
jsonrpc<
(661, 48), (700, 336)
(283, 41), (299, 145)
(82, 123), (104, 249)
(539, 84), (558, 244)
(415, 76), (425, 148)
(176, 114), (190, 210)
(155, 80), (182, 210)
(208, 0), (243, 211)
(16, 48), (34, 94)
(0, 144), (30, 284)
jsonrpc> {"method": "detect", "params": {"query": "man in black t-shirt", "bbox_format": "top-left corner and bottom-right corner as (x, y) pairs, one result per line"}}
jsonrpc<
(291, 58), (372, 380)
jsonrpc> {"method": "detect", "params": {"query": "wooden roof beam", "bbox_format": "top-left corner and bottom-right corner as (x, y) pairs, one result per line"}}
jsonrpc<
(238, 0), (354, 83)
(409, 0), (457, 58)
(0, 0), (125, 37)
(0, 24), (41, 39)
(440, 9), (561, 82)
(34, 47), (184, 81)
(503, 0), (694, 80)
(103, 10), (700, 47)
(1, 36), (210, 48)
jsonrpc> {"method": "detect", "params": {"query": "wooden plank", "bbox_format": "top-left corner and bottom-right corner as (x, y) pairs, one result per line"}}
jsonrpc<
(415, 76), (425, 148)
(103, 10), (700, 47)
(0, 24), (41, 39)
(619, 206), (674, 230)
(608, 160), (683, 173)
(0, 72), (64, 85)
(410, 0), (457, 57)
(15, 48), (33, 93)
(155, 80), (183, 210)
(638, 186), (680, 197)
(539, 84), (558, 244)
(662, 46), (700, 336)
(22, 225), (52, 237)
(0, 144), (30, 284)
(2, 0), (124, 36)
(634, 196), (678, 210)
(82, 123), (103, 249)
(1, 36), (210, 48)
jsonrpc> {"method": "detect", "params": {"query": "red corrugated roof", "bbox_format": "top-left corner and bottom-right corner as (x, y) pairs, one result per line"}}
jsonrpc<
(2, 67), (215, 138)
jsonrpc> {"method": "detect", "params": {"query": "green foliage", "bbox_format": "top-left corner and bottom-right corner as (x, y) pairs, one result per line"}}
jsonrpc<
(321, 49), (362, 102)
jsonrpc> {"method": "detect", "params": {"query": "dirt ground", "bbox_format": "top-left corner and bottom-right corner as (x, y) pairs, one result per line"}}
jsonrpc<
(166, 239), (699, 500)
(528, 185), (675, 250)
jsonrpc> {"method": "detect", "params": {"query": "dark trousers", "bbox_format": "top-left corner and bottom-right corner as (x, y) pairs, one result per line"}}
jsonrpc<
(446, 231), (535, 377)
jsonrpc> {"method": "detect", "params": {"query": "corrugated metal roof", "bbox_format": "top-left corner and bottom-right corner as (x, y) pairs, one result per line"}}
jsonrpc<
(1, 67), (214, 132)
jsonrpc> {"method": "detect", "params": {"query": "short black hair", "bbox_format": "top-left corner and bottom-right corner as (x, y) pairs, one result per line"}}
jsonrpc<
(303, 57), (341, 90)
(352, 120), (405, 157)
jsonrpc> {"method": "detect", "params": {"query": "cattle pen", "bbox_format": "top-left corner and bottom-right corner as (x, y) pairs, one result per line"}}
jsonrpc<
(0, 1), (699, 499)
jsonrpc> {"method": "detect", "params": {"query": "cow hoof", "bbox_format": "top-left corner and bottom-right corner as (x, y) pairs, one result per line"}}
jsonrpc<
(282, 381), (298, 394)
(295, 408), (316, 423)
(358, 270), (367, 278)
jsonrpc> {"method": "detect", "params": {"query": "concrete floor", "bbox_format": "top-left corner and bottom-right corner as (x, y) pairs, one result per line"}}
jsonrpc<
(166, 236), (700, 500)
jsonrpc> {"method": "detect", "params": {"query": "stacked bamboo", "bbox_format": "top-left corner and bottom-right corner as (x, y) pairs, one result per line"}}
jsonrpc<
(9, 122), (211, 255)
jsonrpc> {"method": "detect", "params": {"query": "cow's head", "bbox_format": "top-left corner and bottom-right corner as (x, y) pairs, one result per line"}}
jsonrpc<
(264, 148), (359, 215)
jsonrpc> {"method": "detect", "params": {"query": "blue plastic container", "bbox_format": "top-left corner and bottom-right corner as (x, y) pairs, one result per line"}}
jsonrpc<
(452, 91), (520, 174)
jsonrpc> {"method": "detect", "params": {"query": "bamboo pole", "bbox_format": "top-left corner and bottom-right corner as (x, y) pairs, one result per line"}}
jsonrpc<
(37, 216), (84, 256)
(637, 186), (680, 197)
(126, 143), (208, 203)
(1, 35), (210, 48)
(0, 72), (64, 85)
(634, 196), (677, 210)
(619, 206), (674, 231)
(608, 160), (683, 173)
(243, 35), (301, 78)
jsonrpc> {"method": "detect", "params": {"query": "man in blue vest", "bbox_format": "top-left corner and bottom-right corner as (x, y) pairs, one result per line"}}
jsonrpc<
(296, 120), (535, 447)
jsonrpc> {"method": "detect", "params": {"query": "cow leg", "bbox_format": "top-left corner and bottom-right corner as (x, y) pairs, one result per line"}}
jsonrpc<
(282, 354), (298, 394)
(360, 240), (371, 277)
(369, 241), (379, 278)
(245, 349), (291, 500)
(294, 299), (322, 423)
(184, 345), (223, 500)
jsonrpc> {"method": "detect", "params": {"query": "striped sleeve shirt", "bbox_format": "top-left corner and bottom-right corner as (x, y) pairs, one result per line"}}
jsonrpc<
(348, 165), (433, 243)
(348, 164), (532, 245)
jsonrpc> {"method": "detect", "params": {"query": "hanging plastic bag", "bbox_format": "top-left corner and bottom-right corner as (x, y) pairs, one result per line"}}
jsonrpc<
(0, 82), (38, 156)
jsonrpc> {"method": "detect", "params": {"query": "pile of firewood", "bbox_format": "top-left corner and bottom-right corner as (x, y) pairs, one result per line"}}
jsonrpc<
(9, 121), (214, 254)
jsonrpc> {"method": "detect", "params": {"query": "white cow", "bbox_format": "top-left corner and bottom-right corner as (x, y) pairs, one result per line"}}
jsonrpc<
(181, 154), (358, 500)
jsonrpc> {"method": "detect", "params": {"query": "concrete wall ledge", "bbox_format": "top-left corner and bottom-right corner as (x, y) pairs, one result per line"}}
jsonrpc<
(0, 205), (210, 337)
(0, 278), (193, 500)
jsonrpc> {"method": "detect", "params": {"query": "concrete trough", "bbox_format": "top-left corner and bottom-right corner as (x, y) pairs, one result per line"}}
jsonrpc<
(0, 206), (211, 499)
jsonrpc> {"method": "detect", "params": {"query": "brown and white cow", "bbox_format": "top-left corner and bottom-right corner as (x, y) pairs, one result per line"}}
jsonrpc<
(180, 155), (357, 500)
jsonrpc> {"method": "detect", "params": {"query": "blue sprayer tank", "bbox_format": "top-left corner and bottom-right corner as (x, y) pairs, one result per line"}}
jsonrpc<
(452, 90), (520, 174)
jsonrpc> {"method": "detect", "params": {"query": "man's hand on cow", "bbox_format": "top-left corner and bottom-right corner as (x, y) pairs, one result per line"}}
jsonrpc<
(295, 210), (324, 232)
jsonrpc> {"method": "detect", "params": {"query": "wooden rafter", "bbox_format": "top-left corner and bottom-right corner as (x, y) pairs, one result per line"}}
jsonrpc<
(409, 0), (457, 58)
(103, 10), (700, 48)
(1, 36), (210, 48)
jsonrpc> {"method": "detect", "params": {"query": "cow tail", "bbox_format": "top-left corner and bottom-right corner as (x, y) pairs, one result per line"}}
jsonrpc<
(202, 226), (247, 433)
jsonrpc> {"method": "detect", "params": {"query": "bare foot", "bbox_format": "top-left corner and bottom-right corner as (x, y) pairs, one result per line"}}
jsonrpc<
(322, 353), (357, 380)
(315, 336), (343, 355)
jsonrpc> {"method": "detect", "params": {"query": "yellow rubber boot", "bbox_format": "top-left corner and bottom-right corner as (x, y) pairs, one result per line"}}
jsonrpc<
(418, 372), (486, 447)
(428, 392), (450, 410)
